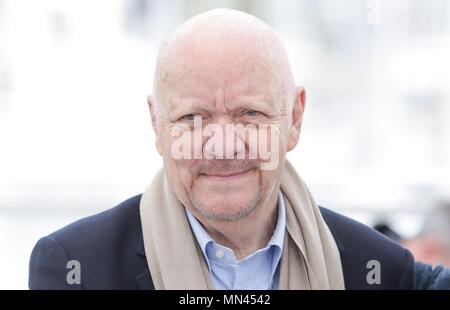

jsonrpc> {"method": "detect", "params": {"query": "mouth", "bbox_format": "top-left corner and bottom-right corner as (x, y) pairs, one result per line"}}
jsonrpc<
(199, 168), (255, 181)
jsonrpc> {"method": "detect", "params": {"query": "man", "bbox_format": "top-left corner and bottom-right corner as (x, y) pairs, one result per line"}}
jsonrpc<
(29, 9), (415, 290)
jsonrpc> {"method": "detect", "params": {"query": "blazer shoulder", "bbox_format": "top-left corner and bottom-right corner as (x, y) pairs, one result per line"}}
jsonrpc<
(29, 194), (146, 289)
(47, 194), (143, 245)
(320, 206), (415, 290)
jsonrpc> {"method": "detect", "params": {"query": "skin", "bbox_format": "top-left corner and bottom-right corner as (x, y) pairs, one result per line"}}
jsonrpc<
(147, 9), (306, 260)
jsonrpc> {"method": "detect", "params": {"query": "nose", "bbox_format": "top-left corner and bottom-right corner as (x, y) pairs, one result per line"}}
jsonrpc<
(202, 119), (247, 160)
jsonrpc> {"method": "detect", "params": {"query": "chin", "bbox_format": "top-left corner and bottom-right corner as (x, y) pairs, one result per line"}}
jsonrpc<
(190, 192), (261, 221)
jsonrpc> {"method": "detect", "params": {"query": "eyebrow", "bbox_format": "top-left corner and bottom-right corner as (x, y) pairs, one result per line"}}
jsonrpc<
(167, 99), (212, 118)
(229, 96), (274, 111)
(167, 95), (276, 118)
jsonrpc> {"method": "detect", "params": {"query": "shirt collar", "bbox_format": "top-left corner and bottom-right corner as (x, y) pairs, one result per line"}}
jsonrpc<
(185, 191), (286, 271)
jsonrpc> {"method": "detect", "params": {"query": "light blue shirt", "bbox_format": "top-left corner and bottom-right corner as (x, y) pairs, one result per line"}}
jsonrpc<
(185, 192), (286, 290)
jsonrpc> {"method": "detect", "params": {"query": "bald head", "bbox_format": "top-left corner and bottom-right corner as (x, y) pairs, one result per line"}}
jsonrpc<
(152, 8), (296, 116)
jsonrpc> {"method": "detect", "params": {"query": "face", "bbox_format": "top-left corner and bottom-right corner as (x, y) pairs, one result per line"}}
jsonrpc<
(149, 30), (305, 222)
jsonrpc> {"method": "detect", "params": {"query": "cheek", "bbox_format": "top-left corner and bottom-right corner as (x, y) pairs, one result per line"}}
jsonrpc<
(166, 158), (193, 186)
(274, 124), (290, 159)
(256, 124), (288, 171)
(260, 168), (279, 186)
(278, 123), (290, 147)
(163, 159), (197, 208)
(160, 134), (194, 188)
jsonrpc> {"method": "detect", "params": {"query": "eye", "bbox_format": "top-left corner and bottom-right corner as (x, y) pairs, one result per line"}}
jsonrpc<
(243, 110), (261, 117)
(179, 113), (198, 121)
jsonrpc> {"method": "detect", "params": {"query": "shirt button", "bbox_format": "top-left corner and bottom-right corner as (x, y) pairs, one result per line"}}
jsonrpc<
(215, 250), (224, 259)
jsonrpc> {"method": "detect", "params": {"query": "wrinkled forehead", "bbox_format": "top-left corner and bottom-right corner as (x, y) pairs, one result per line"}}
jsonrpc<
(157, 41), (283, 108)
(159, 66), (280, 115)
(153, 13), (294, 114)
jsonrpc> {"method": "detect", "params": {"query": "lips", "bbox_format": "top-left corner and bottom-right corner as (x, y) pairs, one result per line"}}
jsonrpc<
(199, 168), (254, 181)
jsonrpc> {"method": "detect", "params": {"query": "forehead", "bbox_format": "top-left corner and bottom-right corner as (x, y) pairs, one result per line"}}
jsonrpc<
(157, 51), (284, 114)
(154, 16), (292, 115)
(160, 73), (280, 115)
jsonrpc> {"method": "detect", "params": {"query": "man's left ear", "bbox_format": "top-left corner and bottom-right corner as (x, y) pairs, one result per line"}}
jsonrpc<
(287, 86), (306, 151)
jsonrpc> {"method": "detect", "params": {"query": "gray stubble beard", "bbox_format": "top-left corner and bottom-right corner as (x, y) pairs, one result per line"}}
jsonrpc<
(188, 186), (263, 221)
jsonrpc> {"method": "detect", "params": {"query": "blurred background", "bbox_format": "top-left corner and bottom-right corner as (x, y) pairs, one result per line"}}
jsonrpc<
(1, 0), (450, 289)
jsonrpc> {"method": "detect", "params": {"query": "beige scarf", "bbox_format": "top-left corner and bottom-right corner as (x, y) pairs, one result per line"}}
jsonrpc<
(140, 160), (345, 289)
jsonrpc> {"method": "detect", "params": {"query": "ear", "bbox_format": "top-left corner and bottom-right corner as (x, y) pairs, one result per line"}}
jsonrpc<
(287, 86), (306, 151)
(147, 95), (163, 156)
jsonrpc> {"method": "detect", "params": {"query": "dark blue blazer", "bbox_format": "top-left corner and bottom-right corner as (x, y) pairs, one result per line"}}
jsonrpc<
(29, 194), (415, 290)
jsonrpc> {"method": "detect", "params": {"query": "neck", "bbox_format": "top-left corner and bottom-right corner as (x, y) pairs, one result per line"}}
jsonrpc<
(196, 189), (280, 260)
